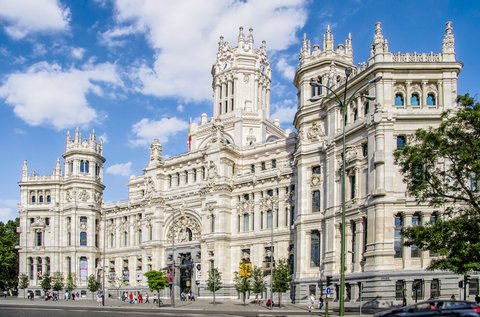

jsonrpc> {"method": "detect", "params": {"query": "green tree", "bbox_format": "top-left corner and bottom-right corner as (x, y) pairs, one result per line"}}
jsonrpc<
(272, 259), (291, 307)
(18, 273), (29, 299)
(0, 219), (19, 292)
(65, 272), (77, 293)
(233, 271), (252, 305)
(87, 274), (101, 300)
(51, 272), (64, 294)
(251, 266), (265, 301)
(144, 270), (169, 307)
(41, 272), (52, 295)
(108, 274), (129, 299)
(394, 93), (480, 274)
(206, 267), (222, 304)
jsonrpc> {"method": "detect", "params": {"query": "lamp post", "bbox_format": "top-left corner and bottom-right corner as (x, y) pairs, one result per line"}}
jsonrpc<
(310, 69), (381, 316)
(102, 207), (106, 306)
(166, 203), (177, 308)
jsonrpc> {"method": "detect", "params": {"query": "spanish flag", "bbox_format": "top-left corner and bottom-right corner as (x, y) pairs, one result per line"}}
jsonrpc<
(188, 117), (193, 152)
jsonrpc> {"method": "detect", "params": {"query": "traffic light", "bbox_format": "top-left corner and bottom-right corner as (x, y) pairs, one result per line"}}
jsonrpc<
(326, 276), (332, 286)
(465, 275), (471, 284)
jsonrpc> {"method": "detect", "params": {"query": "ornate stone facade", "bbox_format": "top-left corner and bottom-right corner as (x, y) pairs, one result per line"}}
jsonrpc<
(18, 23), (476, 303)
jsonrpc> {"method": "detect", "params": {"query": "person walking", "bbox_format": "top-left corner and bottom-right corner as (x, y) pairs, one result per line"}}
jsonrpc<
(145, 293), (150, 303)
(153, 294), (158, 304)
(308, 294), (315, 312)
(318, 296), (324, 310)
(474, 294), (480, 304)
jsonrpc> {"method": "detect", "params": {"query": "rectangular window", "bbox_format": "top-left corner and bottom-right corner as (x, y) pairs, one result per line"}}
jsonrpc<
(431, 279), (440, 298)
(251, 164), (255, 173)
(312, 190), (321, 212)
(310, 230), (320, 267)
(363, 217), (368, 253)
(469, 278), (479, 296)
(412, 279), (424, 299)
(272, 159), (277, 169)
(261, 162), (266, 170)
(394, 215), (403, 258)
(395, 280), (405, 300)
(362, 143), (368, 157)
(411, 214), (421, 258)
(312, 166), (321, 174)
(36, 231), (42, 246)
(350, 174), (356, 199)
(243, 213), (249, 233)
(238, 215), (241, 233)
(80, 232), (87, 246)
(267, 210), (273, 229)
(397, 135), (406, 149)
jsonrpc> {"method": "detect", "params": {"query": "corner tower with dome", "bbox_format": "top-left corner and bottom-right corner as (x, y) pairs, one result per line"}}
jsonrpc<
(17, 22), (475, 304)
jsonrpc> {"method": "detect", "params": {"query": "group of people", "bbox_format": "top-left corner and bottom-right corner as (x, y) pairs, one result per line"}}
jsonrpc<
(308, 294), (324, 312)
(120, 291), (150, 304)
(180, 289), (195, 301)
(64, 291), (80, 300)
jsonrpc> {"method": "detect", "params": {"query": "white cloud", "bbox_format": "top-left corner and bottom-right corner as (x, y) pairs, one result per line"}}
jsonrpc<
(99, 132), (108, 143)
(129, 117), (189, 147)
(109, 0), (308, 101)
(276, 56), (296, 81)
(0, 61), (122, 130)
(176, 104), (184, 113)
(106, 162), (132, 176)
(271, 99), (297, 124)
(0, 0), (70, 39)
(71, 47), (85, 60)
(0, 199), (18, 223)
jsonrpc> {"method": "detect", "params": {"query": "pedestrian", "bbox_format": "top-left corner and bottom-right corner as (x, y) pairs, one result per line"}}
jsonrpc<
(318, 296), (324, 310)
(308, 293), (315, 312)
(72, 292), (75, 300)
(97, 291), (103, 306)
(190, 290), (195, 301)
(129, 292), (133, 304)
(475, 294), (480, 305)
(76, 291), (79, 300)
(145, 293), (150, 303)
(451, 294), (456, 300)
(138, 293), (143, 304)
(402, 296), (407, 306)
(64, 291), (69, 300)
(153, 294), (158, 304)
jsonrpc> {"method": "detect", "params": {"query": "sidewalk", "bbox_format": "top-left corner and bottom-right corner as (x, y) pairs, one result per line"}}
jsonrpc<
(0, 296), (375, 316)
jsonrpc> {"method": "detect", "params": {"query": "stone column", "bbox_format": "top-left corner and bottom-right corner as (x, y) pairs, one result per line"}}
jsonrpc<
(354, 219), (364, 272)
(345, 223), (353, 272)
(437, 80), (443, 107)
(278, 187), (286, 227)
(403, 214), (412, 268)
(421, 80), (428, 107)
(405, 81), (411, 107)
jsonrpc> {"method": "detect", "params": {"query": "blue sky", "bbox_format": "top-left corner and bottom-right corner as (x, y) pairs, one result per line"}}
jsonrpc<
(0, 0), (479, 222)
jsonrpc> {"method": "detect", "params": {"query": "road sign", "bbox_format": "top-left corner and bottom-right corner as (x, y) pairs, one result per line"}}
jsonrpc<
(325, 287), (332, 295)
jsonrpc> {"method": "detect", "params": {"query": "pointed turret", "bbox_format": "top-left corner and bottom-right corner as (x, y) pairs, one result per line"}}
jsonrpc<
(22, 160), (28, 181)
(238, 26), (245, 46)
(345, 32), (353, 61)
(54, 158), (61, 177)
(371, 22), (387, 56)
(442, 21), (455, 61)
(247, 27), (254, 45)
(90, 129), (96, 142)
(74, 128), (80, 144)
(323, 24), (334, 52)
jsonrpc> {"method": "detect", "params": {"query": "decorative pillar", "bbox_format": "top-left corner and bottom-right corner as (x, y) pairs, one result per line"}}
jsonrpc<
(405, 81), (411, 106)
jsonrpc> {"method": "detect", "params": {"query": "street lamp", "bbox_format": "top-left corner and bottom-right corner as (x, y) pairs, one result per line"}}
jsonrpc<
(102, 207), (106, 306)
(165, 203), (177, 308)
(310, 69), (381, 316)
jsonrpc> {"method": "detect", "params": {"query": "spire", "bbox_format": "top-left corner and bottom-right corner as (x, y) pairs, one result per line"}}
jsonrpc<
(247, 27), (254, 45)
(54, 158), (61, 176)
(442, 21), (455, 60)
(90, 129), (96, 142)
(345, 32), (353, 60)
(238, 26), (245, 45)
(260, 40), (267, 53)
(323, 24), (334, 51)
(149, 139), (162, 165)
(74, 127), (80, 144)
(66, 130), (71, 143)
(22, 160), (28, 180)
(371, 22), (388, 57)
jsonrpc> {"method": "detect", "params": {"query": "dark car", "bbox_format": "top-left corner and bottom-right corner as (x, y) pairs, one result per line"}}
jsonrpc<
(373, 300), (480, 317)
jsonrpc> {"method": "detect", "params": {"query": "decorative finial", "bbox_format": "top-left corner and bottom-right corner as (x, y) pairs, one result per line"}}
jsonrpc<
(238, 26), (245, 44)
(323, 24), (334, 51)
(247, 27), (254, 44)
(442, 21), (455, 58)
(22, 160), (28, 180)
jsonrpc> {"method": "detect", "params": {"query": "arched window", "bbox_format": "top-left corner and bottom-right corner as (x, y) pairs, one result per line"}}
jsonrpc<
(394, 214), (403, 258)
(430, 211), (439, 224)
(66, 256), (71, 273)
(36, 257), (43, 278)
(243, 213), (250, 232)
(31, 195), (36, 204)
(80, 160), (85, 173)
(176, 172), (180, 186)
(80, 232), (87, 246)
(193, 169), (197, 182)
(28, 257), (34, 279)
(45, 257), (50, 275)
(110, 233), (115, 248)
(353, 108), (358, 121)
(39, 195), (44, 203)
(410, 93), (420, 106)
(46, 195), (51, 203)
(79, 257), (87, 281)
(426, 93), (436, 106)
(310, 230), (320, 267)
(138, 229), (142, 244)
(395, 93), (404, 106)
(124, 231), (128, 246)
(186, 228), (193, 241)
(85, 160), (89, 174)
(168, 175), (172, 188)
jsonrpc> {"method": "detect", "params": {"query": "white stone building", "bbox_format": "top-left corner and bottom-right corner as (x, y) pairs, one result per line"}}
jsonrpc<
(17, 22), (478, 303)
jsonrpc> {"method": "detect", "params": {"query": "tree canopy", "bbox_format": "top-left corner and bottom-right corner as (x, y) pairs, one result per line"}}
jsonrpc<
(272, 259), (291, 307)
(51, 272), (64, 292)
(144, 270), (169, 307)
(394, 94), (480, 274)
(87, 274), (101, 300)
(233, 271), (252, 305)
(206, 267), (222, 304)
(0, 219), (19, 291)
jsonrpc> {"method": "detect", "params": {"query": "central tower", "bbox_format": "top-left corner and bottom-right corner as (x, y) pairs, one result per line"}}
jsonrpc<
(210, 27), (284, 147)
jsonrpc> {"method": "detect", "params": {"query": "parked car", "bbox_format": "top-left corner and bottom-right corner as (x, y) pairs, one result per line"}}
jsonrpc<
(373, 300), (480, 317)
